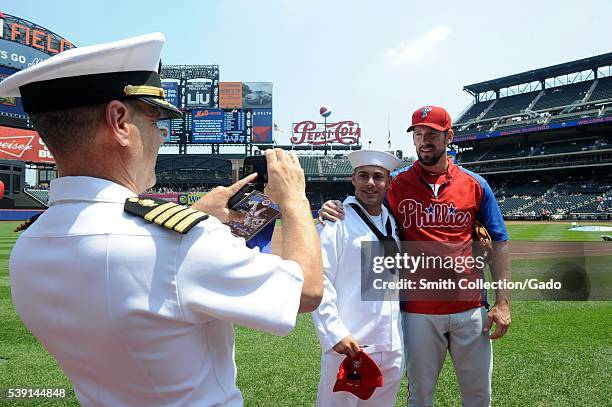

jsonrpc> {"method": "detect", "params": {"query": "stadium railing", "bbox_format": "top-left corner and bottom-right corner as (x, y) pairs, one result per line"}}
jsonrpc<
(24, 189), (50, 206)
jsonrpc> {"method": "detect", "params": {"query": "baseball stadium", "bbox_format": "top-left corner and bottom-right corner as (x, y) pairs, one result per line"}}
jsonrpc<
(0, 10), (611, 407)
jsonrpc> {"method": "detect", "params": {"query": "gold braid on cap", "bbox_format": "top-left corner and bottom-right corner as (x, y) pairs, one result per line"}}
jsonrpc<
(124, 85), (165, 98)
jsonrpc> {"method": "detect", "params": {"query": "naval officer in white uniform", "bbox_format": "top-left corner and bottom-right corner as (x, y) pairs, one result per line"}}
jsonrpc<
(3, 33), (322, 406)
(312, 150), (404, 406)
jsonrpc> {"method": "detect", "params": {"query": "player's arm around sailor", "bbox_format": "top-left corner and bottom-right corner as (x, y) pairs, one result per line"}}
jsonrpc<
(312, 150), (404, 407)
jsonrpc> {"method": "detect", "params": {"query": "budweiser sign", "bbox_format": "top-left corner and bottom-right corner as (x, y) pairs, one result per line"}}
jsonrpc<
(0, 135), (34, 158)
(291, 121), (361, 145)
(0, 126), (54, 163)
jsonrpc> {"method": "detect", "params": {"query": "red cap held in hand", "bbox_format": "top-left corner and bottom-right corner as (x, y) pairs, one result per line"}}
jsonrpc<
(333, 350), (383, 400)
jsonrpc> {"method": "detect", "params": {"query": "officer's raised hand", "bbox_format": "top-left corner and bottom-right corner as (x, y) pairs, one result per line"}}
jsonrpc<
(263, 149), (307, 207)
(192, 173), (258, 223)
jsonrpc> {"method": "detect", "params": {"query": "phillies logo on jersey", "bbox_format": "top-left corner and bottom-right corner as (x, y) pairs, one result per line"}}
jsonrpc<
(396, 199), (471, 228)
(420, 107), (433, 118)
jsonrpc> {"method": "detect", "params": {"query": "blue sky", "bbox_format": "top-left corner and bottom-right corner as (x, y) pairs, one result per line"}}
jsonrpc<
(2, 0), (611, 158)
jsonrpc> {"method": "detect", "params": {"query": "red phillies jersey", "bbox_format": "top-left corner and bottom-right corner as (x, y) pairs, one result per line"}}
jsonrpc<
(387, 159), (508, 314)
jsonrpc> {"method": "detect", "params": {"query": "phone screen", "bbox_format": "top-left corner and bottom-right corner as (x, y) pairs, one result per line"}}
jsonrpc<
(243, 155), (268, 185)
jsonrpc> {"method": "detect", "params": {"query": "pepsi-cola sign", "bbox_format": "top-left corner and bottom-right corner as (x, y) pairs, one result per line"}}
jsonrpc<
(291, 121), (361, 145)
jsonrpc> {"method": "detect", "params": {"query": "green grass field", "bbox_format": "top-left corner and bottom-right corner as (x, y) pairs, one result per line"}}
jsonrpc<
(1, 222), (611, 406)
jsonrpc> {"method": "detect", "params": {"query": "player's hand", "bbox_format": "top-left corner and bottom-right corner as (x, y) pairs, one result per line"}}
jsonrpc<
(318, 200), (344, 224)
(191, 173), (258, 223)
(263, 149), (307, 207)
(484, 301), (511, 339)
(333, 335), (360, 357)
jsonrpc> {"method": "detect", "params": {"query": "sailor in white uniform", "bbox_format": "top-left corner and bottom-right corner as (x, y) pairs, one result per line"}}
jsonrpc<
(312, 150), (404, 406)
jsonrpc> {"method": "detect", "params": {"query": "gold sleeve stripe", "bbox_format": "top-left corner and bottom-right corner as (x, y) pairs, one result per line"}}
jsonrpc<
(144, 202), (176, 222)
(174, 212), (208, 233)
(154, 205), (189, 225)
(164, 208), (198, 229)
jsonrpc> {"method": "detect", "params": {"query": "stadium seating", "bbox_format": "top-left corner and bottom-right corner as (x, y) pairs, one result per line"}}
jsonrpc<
(481, 91), (539, 119)
(457, 149), (485, 163)
(484, 144), (533, 160)
(500, 182), (552, 197)
(528, 194), (600, 214)
(319, 157), (352, 176)
(496, 178), (612, 215)
(465, 134), (610, 164)
(556, 181), (612, 194)
(24, 189), (49, 205)
(459, 143), (534, 162)
(456, 100), (494, 123)
(498, 197), (533, 214)
(572, 200), (605, 213)
(494, 118), (542, 132)
(588, 76), (612, 102)
(532, 82), (591, 111)
(537, 137), (598, 155)
(299, 155), (411, 180)
(546, 108), (602, 125)
(299, 156), (321, 177)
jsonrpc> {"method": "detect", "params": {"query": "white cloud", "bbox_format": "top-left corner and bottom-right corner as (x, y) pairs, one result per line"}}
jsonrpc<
(385, 25), (452, 66)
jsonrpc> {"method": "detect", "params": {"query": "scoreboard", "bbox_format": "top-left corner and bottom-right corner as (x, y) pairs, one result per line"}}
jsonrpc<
(159, 66), (272, 146)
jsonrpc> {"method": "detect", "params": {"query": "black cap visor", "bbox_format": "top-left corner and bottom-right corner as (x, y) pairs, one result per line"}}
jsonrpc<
(139, 96), (182, 119)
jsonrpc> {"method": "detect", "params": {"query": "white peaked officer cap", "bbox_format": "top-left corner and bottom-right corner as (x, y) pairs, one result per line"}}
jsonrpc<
(348, 150), (401, 173)
(0, 32), (182, 120)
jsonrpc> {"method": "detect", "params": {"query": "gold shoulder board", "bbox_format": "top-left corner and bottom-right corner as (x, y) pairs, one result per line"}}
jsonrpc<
(14, 212), (43, 232)
(124, 197), (208, 234)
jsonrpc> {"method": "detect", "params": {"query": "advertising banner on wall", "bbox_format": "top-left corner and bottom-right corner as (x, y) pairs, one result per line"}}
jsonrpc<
(291, 120), (361, 145)
(161, 80), (180, 109)
(0, 126), (54, 163)
(191, 109), (224, 143)
(0, 66), (26, 115)
(252, 109), (273, 143)
(0, 66), (30, 128)
(185, 79), (214, 108)
(243, 82), (272, 109)
(0, 39), (50, 70)
(177, 193), (207, 206)
(140, 193), (179, 203)
(219, 82), (243, 109)
(453, 114), (612, 143)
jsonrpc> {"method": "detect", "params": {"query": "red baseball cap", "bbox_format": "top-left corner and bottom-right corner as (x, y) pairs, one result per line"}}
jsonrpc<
(333, 350), (384, 400)
(407, 106), (452, 132)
